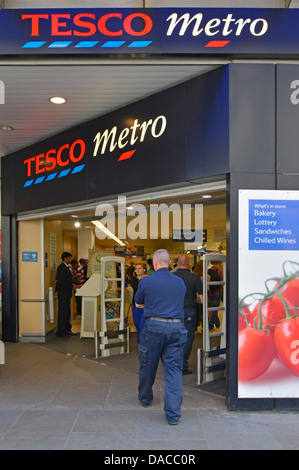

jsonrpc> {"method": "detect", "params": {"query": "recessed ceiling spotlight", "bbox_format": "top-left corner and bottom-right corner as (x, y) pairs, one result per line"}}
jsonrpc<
(0, 124), (13, 131)
(202, 194), (212, 198)
(74, 221), (81, 228)
(50, 96), (66, 104)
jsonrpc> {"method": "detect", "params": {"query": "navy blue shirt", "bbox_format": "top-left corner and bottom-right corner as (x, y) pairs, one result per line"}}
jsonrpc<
(135, 267), (186, 320)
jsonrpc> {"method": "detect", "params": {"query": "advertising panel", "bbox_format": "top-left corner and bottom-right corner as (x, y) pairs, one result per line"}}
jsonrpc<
(88, 248), (115, 277)
(239, 190), (299, 398)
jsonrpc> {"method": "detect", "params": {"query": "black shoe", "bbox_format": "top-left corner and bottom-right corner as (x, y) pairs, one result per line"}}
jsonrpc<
(182, 369), (192, 375)
(67, 331), (77, 336)
(167, 416), (179, 425)
(57, 332), (71, 338)
(140, 400), (152, 408)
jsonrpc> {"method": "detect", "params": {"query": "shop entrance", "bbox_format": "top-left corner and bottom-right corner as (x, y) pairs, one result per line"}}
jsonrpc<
(17, 182), (227, 372)
(1, 60), (225, 345)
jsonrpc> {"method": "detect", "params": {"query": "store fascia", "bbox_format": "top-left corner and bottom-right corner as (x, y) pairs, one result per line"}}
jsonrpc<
(4, 6), (298, 411)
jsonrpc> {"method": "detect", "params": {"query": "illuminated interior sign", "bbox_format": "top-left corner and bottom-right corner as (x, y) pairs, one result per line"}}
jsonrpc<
(22, 114), (168, 187)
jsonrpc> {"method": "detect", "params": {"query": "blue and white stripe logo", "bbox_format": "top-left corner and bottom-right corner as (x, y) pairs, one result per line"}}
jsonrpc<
(22, 40), (152, 49)
(24, 163), (85, 187)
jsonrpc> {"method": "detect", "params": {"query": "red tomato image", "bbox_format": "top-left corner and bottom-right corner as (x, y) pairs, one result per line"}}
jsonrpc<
(251, 295), (292, 336)
(238, 328), (275, 382)
(239, 302), (251, 331)
(278, 278), (299, 310)
(274, 316), (299, 376)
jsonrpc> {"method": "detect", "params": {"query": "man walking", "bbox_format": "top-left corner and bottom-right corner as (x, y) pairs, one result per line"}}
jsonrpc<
(174, 254), (203, 375)
(56, 252), (76, 337)
(135, 249), (187, 425)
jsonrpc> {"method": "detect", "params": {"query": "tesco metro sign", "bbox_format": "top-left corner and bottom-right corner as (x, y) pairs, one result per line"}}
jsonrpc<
(0, 8), (298, 55)
(22, 113), (168, 187)
(20, 11), (268, 40)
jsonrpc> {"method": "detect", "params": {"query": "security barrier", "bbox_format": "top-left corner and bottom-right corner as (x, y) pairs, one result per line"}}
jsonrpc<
(94, 327), (130, 358)
(197, 253), (226, 385)
(93, 256), (129, 357)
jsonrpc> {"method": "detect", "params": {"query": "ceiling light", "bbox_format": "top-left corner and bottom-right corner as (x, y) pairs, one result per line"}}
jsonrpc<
(50, 96), (66, 104)
(202, 194), (212, 198)
(92, 220), (125, 246)
(74, 222), (81, 228)
(71, 215), (78, 218)
(0, 125), (13, 131)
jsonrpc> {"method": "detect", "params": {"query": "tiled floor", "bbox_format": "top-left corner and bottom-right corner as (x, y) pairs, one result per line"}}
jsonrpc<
(0, 337), (299, 450)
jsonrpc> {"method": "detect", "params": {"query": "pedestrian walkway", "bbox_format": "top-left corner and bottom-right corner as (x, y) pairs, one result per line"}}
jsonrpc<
(0, 337), (298, 450)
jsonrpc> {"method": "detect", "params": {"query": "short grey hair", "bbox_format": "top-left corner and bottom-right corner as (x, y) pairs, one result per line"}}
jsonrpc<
(153, 249), (170, 266)
(177, 254), (190, 268)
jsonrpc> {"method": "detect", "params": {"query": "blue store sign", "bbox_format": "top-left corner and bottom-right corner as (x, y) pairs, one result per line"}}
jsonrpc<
(249, 199), (299, 251)
(22, 251), (38, 262)
(0, 8), (299, 56)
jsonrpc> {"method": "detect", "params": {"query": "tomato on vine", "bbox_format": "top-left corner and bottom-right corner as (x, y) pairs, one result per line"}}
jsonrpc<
(274, 315), (299, 376)
(278, 278), (299, 310)
(251, 295), (293, 336)
(238, 328), (275, 382)
(238, 301), (251, 331)
(238, 262), (299, 382)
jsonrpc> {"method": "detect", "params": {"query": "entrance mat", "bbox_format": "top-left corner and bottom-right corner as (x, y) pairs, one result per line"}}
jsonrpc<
(197, 378), (226, 397)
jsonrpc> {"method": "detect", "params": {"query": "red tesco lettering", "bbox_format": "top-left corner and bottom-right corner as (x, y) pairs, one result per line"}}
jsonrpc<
(21, 12), (153, 37)
(24, 139), (85, 177)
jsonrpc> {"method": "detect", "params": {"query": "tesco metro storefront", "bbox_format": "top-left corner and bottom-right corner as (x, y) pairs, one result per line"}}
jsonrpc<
(2, 7), (299, 411)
